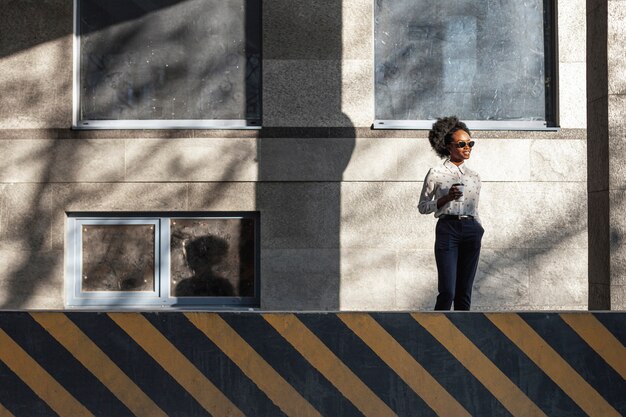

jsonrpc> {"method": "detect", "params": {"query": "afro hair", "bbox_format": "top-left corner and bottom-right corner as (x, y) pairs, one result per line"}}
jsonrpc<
(428, 116), (471, 159)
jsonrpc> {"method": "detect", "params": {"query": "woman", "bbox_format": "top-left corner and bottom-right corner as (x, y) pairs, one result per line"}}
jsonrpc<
(418, 116), (483, 311)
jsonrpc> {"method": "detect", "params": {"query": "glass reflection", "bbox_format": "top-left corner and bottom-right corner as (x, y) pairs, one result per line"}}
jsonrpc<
(171, 219), (255, 297)
(81, 224), (155, 292)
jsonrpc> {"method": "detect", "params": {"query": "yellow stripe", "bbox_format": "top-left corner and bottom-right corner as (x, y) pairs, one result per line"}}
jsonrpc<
(108, 313), (245, 417)
(0, 402), (15, 417)
(263, 313), (397, 417)
(0, 328), (93, 417)
(486, 313), (621, 417)
(339, 313), (471, 417)
(31, 313), (166, 417)
(185, 313), (322, 417)
(413, 313), (547, 417)
(560, 313), (626, 379)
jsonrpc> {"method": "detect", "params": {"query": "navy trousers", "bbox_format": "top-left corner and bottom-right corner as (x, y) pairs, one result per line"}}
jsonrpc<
(434, 217), (484, 311)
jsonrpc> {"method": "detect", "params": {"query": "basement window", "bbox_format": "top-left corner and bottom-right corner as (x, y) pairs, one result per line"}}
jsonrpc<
(65, 212), (259, 308)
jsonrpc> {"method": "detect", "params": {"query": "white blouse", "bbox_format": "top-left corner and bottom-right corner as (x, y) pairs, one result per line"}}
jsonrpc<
(418, 159), (481, 222)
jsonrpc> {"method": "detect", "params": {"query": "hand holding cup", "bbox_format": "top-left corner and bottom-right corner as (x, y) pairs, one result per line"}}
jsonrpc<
(450, 183), (465, 202)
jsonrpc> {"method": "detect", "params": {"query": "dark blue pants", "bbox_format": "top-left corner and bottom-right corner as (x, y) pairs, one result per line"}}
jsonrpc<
(434, 218), (484, 311)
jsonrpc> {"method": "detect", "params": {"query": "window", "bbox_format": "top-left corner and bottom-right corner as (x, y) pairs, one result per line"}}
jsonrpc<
(65, 212), (260, 308)
(73, 0), (262, 129)
(374, 0), (557, 130)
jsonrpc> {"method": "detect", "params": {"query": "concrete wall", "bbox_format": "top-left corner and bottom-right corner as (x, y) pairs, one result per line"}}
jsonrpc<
(0, 0), (588, 310)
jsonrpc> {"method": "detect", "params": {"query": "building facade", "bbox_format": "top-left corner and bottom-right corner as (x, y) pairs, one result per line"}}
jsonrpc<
(0, 0), (603, 311)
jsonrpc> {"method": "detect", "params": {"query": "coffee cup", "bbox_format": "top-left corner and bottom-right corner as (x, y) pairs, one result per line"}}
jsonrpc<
(452, 183), (465, 202)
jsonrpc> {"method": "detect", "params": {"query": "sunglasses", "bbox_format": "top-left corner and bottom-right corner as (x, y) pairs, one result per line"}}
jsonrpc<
(452, 141), (475, 148)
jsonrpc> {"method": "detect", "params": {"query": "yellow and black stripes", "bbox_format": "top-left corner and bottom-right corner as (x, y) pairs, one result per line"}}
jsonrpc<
(0, 312), (624, 417)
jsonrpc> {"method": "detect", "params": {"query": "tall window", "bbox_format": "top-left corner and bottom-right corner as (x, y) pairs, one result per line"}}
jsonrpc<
(66, 213), (260, 308)
(374, 0), (557, 130)
(74, 0), (261, 129)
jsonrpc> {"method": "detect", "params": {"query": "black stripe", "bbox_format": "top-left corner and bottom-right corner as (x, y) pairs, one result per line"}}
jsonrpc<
(0, 313), (131, 417)
(593, 313), (626, 345)
(0, 359), (57, 417)
(144, 313), (287, 417)
(66, 312), (210, 417)
(519, 313), (626, 413)
(372, 313), (514, 417)
(297, 313), (437, 417)
(221, 312), (363, 417)
(447, 313), (586, 416)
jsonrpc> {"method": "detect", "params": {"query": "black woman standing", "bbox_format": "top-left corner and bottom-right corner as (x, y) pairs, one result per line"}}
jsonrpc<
(418, 116), (484, 310)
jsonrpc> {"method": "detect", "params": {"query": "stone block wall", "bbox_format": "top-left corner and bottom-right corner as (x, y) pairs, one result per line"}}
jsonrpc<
(0, 0), (588, 310)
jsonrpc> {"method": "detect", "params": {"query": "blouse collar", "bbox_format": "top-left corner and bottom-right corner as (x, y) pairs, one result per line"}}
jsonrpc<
(444, 158), (466, 175)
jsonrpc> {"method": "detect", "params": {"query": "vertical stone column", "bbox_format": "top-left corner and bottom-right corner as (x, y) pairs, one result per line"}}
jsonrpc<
(587, 0), (626, 309)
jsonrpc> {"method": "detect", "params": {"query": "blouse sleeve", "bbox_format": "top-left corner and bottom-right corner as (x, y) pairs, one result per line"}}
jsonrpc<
(474, 172), (482, 224)
(418, 169), (438, 214)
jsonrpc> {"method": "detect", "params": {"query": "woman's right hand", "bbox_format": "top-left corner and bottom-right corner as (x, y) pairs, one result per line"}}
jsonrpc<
(437, 186), (463, 208)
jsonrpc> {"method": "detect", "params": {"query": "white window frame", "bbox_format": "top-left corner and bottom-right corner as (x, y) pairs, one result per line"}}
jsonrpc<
(65, 213), (260, 309)
(72, 0), (262, 130)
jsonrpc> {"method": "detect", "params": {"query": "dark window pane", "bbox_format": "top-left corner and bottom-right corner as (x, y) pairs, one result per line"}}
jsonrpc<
(79, 0), (261, 121)
(171, 219), (255, 297)
(81, 225), (155, 292)
(375, 0), (553, 122)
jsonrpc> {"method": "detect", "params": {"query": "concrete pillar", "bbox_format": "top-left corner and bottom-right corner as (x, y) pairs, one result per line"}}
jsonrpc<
(587, 0), (626, 309)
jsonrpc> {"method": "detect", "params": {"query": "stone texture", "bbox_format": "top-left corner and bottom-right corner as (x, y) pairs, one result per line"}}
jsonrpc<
(0, 184), (52, 251)
(341, 0), (373, 60)
(530, 139), (587, 182)
(0, 140), (51, 183)
(263, 0), (344, 60)
(469, 139), (531, 182)
(608, 94), (626, 139)
(610, 284), (626, 309)
(339, 248), (397, 311)
(0, 36), (72, 129)
(341, 60), (374, 127)
(559, 63), (587, 129)
(341, 182), (434, 250)
(258, 138), (356, 181)
(395, 139), (441, 181)
(472, 249), (531, 310)
(188, 182), (256, 211)
(0, 249), (63, 309)
(0, 139), (126, 183)
(263, 60), (353, 127)
(125, 138), (257, 182)
(49, 183), (188, 249)
(261, 249), (340, 310)
(395, 250), (438, 310)
(558, 0), (586, 63)
(608, 2), (626, 95)
(480, 182), (587, 250)
(529, 248), (588, 308)
(609, 190), (626, 286)
(257, 182), (341, 249)
(608, 133), (626, 190)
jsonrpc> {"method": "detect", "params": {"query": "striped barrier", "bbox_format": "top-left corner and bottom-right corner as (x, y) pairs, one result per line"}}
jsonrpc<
(0, 312), (624, 416)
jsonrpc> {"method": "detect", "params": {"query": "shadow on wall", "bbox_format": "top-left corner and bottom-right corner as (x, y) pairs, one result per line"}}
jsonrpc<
(0, 0), (265, 308)
(0, 0), (355, 310)
(257, 0), (355, 310)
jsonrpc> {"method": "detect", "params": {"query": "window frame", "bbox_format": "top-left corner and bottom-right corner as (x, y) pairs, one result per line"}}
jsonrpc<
(72, 0), (262, 130)
(372, 0), (559, 131)
(65, 212), (261, 309)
